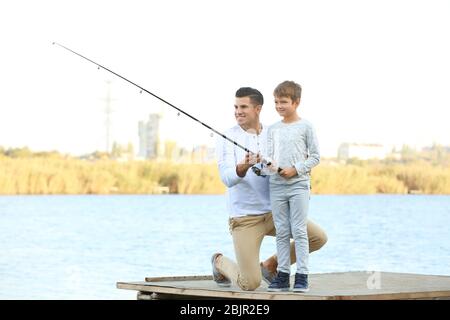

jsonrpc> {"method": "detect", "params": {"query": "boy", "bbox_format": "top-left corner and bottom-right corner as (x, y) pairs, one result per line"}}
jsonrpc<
(266, 81), (320, 292)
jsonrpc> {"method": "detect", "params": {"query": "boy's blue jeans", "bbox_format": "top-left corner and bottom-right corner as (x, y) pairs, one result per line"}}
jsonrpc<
(270, 179), (310, 275)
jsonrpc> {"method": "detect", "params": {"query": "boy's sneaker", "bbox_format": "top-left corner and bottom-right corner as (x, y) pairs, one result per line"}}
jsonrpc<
(211, 253), (231, 287)
(260, 263), (276, 285)
(267, 271), (290, 292)
(293, 273), (309, 292)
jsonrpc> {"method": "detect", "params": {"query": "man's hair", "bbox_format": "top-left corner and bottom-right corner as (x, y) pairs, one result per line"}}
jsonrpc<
(273, 81), (302, 102)
(235, 87), (264, 106)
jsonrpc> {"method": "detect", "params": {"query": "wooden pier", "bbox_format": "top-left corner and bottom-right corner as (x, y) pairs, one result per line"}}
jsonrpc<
(117, 271), (450, 300)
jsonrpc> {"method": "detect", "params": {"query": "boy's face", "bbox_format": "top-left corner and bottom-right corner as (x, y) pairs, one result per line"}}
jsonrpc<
(274, 95), (300, 117)
(234, 96), (262, 128)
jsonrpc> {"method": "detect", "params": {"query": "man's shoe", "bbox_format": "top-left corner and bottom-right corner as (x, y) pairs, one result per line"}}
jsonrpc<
(267, 271), (290, 292)
(293, 273), (309, 292)
(211, 253), (231, 287)
(260, 263), (276, 285)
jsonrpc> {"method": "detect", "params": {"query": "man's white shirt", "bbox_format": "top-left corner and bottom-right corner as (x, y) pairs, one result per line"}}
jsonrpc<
(216, 124), (271, 217)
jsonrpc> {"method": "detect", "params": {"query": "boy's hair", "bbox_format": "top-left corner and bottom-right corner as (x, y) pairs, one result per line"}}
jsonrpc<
(273, 81), (302, 102)
(235, 87), (264, 107)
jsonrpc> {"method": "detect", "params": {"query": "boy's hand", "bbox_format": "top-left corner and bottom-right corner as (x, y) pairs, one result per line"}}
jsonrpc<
(279, 167), (298, 179)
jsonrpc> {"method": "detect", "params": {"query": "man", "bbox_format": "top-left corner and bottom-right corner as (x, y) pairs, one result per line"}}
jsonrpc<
(213, 87), (327, 291)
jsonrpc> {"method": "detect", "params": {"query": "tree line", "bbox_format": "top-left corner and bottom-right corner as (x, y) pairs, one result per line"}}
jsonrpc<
(1, 146), (449, 195)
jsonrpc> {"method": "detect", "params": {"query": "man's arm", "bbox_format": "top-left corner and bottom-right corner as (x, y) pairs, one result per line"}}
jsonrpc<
(216, 133), (247, 187)
(236, 161), (252, 178)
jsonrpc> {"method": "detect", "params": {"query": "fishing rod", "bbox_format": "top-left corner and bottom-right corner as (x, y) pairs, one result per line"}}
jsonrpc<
(53, 42), (279, 176)
(52, 42), (258, 153)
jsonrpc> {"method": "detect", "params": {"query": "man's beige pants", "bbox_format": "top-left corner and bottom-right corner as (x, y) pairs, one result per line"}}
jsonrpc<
(216, 212), (327, 291)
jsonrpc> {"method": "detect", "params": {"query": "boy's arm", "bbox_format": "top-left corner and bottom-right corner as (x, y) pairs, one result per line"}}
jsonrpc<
(294, 124), (320, 175)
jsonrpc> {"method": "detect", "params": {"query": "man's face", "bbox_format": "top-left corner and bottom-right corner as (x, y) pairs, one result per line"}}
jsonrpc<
(274, 95), (299, 117)
(234, 96), (261, 128)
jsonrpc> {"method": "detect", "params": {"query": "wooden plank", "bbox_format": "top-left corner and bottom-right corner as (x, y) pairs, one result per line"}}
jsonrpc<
(145, 275), (212, 282)
(137, 292), (227, 300)
(117, 271), (450, 300)
(118, 281), (328, 300)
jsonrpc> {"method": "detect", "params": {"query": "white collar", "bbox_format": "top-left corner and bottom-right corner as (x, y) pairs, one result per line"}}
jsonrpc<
(238, 123), (264, 136)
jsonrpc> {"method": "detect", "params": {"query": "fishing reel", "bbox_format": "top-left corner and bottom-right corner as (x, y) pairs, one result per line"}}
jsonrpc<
(251, 159), (283, 178)
(251, 163), (267, 177)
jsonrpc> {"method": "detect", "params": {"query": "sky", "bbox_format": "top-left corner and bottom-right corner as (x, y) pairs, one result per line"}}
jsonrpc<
(0, 0), (449, 157)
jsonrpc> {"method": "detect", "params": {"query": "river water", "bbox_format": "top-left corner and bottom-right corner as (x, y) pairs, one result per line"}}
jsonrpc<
(0, 194), (449, 299)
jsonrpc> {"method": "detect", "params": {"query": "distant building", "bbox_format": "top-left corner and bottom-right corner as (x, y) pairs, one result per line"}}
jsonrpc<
(338, 143), (388, 160)
(138, 114), (162, 159)
(162, 140), (191, 162)
(137, 114), (218, 162)
(191, 145), (216, 163)
(422, 145), (450, 153)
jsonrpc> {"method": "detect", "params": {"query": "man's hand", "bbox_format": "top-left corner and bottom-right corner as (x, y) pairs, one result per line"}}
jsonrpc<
(236, 152), (261, 177)
(278, 167), (298, 179)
